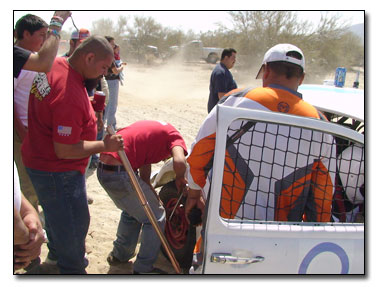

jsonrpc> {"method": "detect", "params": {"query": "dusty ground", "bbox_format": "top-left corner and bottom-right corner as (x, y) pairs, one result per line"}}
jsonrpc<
(18, 60), (364, 275)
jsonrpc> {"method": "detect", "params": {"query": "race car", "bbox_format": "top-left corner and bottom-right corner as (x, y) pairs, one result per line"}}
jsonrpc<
(152, 84), (364, 274)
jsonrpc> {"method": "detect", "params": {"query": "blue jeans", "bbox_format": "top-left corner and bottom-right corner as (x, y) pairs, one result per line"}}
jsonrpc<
(97, 167), (166, 273)
(104, 79), (119, 130)
(26, 168), (90, 274)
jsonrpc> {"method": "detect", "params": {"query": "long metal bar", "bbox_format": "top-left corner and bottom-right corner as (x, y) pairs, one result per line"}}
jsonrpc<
(106, 126), (181, 274)
(168, 192), (184, 222)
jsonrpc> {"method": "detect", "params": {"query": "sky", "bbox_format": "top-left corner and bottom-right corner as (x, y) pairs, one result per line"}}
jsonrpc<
(13, 10), (365, 35)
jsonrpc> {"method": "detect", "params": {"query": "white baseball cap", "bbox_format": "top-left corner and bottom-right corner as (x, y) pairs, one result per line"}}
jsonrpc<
(256, 43), (305, 79)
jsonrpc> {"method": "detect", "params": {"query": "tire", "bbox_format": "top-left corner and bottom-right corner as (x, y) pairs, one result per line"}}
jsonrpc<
(159, 181), (196, 272)
(206, 53), (219, 64)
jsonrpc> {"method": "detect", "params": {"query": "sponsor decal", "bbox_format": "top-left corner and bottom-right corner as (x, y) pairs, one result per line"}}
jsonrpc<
(58, 125), (72, 137)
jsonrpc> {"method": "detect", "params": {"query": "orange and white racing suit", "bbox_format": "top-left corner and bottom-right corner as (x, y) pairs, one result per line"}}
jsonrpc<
(187, 85), (336, 222)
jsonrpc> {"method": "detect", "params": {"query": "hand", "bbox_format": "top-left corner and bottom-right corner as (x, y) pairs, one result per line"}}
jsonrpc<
(185, 188), (205, 224)
(14, 248), (31, 270)
(14, 214), (45, 269)
(175, 177), (188, 195)
(53, 11), (72, 23)
(103, 134), (124, 152)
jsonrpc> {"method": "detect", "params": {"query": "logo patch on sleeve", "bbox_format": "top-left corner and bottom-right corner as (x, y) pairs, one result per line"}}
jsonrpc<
(57, 126), (72, 136)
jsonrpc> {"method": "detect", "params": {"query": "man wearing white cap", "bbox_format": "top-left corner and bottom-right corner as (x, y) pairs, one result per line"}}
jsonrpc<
(185, 43), (335, 224)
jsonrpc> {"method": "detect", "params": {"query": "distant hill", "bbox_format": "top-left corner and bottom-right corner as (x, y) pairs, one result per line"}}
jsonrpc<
(348, 23), (364, 44)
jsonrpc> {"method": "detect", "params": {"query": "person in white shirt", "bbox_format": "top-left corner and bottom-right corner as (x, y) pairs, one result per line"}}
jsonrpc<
(14, 14), (49, 210)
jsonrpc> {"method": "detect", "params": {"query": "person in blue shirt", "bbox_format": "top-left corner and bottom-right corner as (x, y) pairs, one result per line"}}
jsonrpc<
(207, 48), (237, 113)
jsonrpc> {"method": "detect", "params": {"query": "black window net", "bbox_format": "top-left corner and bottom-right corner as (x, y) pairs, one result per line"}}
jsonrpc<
(218, 119), (364, 224)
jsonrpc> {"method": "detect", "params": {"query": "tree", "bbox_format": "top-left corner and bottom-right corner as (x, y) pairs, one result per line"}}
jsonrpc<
(91, 15), (128, 40)
(125, 16), (165, 62)
(227, 11), (313, 66)
(87, 12), (363, 78)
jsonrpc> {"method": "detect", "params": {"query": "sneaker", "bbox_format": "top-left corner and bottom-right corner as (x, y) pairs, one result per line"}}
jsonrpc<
(133, 267), (168, 275)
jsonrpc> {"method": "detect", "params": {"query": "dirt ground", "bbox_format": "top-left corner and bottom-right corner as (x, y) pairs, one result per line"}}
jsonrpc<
(18, 61), (364, 275)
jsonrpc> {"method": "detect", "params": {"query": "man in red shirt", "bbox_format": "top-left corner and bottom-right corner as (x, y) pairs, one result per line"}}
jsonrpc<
(97, 120), (188, 274)
(21, 36), (124, 274)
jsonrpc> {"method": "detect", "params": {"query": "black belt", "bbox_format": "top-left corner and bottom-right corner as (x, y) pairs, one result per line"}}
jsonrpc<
(98, 162), (126, 172)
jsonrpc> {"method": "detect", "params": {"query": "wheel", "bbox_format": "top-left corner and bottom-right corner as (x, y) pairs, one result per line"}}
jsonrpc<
(159, 180), (196, 271)
(206, 53), (219, 64)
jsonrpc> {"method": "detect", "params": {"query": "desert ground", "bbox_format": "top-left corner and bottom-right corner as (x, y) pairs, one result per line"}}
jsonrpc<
(18, 60), (364, 275)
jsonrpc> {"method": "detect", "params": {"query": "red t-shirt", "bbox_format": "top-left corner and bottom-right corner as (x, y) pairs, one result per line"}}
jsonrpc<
(102, 120), (188, 170)
(21, 57), (97, 174)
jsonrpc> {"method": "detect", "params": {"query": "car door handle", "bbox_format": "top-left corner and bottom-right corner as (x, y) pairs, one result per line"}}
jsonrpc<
(211, 253), (265, 265)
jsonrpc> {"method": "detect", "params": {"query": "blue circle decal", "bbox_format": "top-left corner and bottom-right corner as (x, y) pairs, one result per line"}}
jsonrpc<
(298, 242), (349, 274)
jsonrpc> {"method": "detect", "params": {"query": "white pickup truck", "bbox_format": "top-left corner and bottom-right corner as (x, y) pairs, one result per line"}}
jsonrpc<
(181, 40), (223, 64)
(152, 85), (365, 274)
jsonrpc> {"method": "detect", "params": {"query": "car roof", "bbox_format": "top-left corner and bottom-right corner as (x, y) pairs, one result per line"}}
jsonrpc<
(298, 84), (364, 122)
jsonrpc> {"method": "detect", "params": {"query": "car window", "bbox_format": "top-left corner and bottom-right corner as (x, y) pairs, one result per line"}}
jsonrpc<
(218, 118), (364, 225)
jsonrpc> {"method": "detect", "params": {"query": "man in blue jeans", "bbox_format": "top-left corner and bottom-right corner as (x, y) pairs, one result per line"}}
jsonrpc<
(22, 36), (124, 274)
(104, 36), (124, 131)
(97, 120), (188, 274)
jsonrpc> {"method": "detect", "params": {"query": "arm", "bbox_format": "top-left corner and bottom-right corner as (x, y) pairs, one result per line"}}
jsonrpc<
(14, 194), (44, 270)
(14, 205), (29, 246)
(54, 134), (123, 159)
(22, 11), (71, 73)
(100, 76), (110, 105)
(14, 108), (28, 142)
(171, 146), (187, 194)
(218, 92), (226, 100)
(139, 164), (153, 188)
(184, 117), (217, 221)
(185, 188), (205, 224)
(139, 164), (161, 201)
(95, 111), (104, 132)
(110, 64), (124, 75)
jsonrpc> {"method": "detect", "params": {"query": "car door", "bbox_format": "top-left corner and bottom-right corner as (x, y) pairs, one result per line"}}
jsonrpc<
(201, 106), (364, 274)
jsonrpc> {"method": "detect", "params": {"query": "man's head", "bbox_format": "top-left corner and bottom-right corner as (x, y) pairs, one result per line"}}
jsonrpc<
(67, 28), (90, 56)
(105, 36), (116, 49)
(256, 43), (305, 90)
(69, 35), (114, 81)
(14, 14), (48, 52)
(221, 48), (237, 70)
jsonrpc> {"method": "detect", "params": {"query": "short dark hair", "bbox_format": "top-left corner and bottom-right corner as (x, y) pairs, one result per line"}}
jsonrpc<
(105, 36), (115, 43)
(14, 14), (48, 40)
(73, 35), (114, 60)
(221, 48), (237, 60)
(267, 51), (304, 79)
